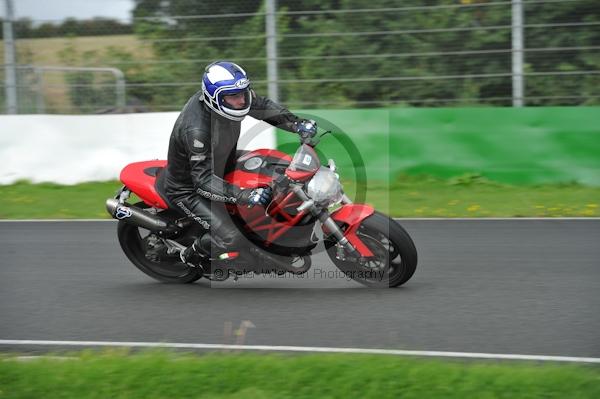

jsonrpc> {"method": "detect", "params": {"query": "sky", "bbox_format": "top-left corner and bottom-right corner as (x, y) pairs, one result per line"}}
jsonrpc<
(2, 0), (135, 22)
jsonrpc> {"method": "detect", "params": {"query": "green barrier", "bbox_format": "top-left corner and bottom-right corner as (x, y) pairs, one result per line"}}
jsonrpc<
(276, 107), (600, 185)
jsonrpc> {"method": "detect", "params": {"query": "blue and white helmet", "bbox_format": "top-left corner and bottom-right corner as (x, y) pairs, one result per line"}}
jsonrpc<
(201, 61), (251, 121)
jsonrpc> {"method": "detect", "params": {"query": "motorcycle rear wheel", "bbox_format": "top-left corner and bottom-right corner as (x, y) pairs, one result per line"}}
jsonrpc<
(116, 202), (203, 284)
(325, 211), (417, 288)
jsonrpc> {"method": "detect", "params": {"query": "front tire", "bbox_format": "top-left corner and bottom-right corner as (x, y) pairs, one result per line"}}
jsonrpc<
(325, 211), (417, 288)
(116, 203), (203, 284)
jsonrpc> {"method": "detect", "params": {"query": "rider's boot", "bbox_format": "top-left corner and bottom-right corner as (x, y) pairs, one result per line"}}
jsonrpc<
(179, 233), (240, 267)
(198, 233), (241, 262)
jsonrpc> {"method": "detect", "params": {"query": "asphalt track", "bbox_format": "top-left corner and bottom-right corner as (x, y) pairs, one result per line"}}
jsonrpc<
(1, 220), (599, 358)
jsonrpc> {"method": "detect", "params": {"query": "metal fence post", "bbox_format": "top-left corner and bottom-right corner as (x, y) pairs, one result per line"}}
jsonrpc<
(265, 0), (279, 102)
(111, 67), (126, 109)
(3, 0), (18, 114)
(512, 0), (525, 107)
(34, 67), (46, 113)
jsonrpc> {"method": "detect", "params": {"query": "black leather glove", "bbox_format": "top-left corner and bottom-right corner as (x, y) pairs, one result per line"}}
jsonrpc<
(236, 186), (273, 207)
(295, 119), (317, 142)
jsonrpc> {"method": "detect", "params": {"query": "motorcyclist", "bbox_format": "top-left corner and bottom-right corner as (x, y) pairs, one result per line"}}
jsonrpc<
(157, 61), (317, 267)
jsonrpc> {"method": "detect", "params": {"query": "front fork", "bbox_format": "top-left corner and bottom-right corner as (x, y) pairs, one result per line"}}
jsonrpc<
(327, 203), (375, 258)
(292, 186), (374, 258)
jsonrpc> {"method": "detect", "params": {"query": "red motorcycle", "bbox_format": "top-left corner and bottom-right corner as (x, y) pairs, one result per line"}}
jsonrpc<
(106, 134), (417, 287)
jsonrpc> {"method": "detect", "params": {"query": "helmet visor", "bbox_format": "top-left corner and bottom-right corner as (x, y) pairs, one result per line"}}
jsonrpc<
(221, 88), (251, 110)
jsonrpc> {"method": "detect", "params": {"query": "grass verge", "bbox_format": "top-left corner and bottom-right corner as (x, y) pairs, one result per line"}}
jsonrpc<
(354, 174), (600, 217)
(0, 175), (599, 219)
(1, 350), (599, 399)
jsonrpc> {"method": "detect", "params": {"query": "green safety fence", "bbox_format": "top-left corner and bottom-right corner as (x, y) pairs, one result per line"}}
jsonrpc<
(276, 107), (600, 185)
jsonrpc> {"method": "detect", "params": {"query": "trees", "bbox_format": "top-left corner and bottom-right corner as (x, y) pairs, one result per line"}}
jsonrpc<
(119, 0), (600, 108)
(3, 17), (133, 39)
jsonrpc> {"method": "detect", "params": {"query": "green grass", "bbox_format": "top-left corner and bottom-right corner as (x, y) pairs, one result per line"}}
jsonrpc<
(354, 173), (600, 217)
(0, 35), (149, 66)
(1, 350), (599, 399)
(0, 180), (123, 219)
(0, 175), (599, 219)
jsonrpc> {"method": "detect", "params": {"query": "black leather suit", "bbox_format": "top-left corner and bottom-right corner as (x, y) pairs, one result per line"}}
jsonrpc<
(158, 89), (300, 253)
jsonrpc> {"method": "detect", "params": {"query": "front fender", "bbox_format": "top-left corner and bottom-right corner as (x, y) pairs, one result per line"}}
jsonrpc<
(327, 204), (375, 257)
(330, 204), (374, 226)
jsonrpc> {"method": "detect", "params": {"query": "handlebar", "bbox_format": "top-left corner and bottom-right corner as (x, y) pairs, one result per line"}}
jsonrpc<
(300, 129), (333, 147)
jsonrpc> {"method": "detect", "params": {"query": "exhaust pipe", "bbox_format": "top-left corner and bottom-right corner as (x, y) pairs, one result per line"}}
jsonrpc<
(106, 198), (175, 233)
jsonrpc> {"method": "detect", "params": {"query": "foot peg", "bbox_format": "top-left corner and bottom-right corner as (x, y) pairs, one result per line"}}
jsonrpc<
(179, 243), (206, 267)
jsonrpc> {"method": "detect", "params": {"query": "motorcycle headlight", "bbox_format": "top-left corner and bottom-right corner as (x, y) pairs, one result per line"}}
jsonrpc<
(307, 167), (343, 206)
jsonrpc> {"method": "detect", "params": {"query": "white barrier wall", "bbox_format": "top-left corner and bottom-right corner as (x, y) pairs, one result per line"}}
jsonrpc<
(0, 113), (276, 184)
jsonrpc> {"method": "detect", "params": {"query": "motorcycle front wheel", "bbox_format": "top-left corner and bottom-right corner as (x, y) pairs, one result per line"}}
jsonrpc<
(324, 211), (417, 288)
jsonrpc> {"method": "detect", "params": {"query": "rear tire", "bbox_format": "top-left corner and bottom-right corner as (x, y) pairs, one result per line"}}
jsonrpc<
(325, 211), (417, 288)
(117, 203), (203, 284)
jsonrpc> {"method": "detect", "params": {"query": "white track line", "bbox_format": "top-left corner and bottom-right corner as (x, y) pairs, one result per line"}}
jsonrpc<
(0, 340), (598, 364)
(0, 218), (599, 222)
(10, 356), (77, 362)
